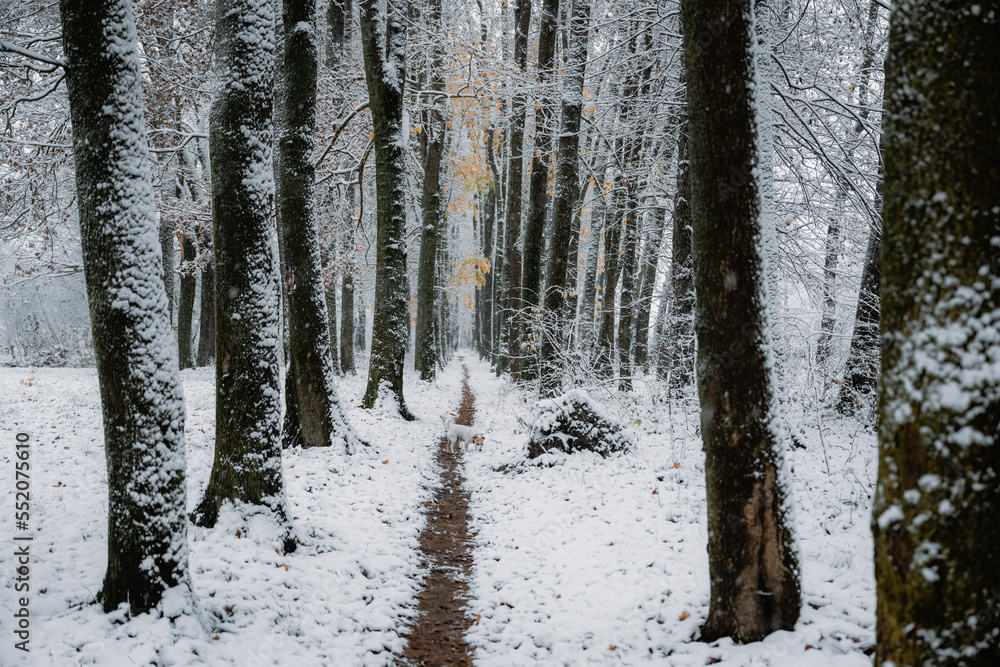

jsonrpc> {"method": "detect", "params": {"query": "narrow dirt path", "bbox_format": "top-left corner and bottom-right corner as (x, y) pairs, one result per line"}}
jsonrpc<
(401, 365), (476, 666)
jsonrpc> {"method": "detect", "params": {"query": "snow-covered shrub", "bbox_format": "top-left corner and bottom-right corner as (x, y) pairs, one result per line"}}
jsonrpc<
(528, 389), (634, 459)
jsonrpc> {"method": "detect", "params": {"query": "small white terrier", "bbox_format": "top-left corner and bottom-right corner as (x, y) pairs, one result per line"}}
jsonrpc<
(446, 418), (485, 453)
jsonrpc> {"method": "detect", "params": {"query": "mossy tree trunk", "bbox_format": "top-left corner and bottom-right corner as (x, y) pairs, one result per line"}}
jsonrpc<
(192, 0), (294, 552)
(359, 0), (414, 419)
(681, 0), (801, 642)
(874, 0), (1000, 663)
(60, 0), (190, 614)
(277, 0), (359, 450)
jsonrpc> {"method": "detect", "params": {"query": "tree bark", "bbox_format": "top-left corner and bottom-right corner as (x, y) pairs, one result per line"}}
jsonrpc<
(192, 0), (294, 552)
(276, 0), (358, 450)
(539, 0), (589, 397)
(595, 189), (622, 380)
(359, 0), (414, 419)
(681, 0), (801, 642)
(519, 0), (558, 381)
(414, 0), (447, 381)
(658, 116), (694, 386)
(499, 0), (531, 379)
(838, 213), (879, 413)
(177, 233), (197, 369)
(60, 0), (190, 613)
(196, 256), (215, 366)
(874, 2), (1000, 663)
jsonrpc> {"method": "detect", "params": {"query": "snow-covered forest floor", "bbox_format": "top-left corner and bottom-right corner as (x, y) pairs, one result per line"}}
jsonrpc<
(0, 353), (876, 665)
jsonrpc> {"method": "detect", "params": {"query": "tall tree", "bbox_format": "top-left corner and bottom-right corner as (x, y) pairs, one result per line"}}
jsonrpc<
(60, 0), (190, 613)
(681, 0), (801, 643)
(177, 233), (197, 369)
(657, 113), (694, 387)
(499, 0), (531, 378)
(519, 0), (558, 380)
(196, 253), (216, 366)
(873, 0), (1000, 663)
(192, 0), (295, 552)
(539, 0), (589, 397)
(359, 0), (415, 419)
(414, 0), (448, 381)
(277, 0), (361, 450)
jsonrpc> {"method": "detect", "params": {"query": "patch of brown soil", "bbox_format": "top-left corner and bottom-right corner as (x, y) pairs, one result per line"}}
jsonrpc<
(401, 367), (476, 666)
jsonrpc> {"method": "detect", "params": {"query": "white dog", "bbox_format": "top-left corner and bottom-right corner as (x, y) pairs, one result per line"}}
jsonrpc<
(446, 418), (485, 453)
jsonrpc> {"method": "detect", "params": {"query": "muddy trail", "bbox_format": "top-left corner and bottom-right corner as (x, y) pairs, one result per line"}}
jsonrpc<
(401, 365), (477, 666)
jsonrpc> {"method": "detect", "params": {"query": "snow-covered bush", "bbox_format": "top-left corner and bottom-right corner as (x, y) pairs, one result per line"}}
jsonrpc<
(527, 389), (634, 459)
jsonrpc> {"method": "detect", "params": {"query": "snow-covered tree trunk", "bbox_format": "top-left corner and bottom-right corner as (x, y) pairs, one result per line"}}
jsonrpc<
(681, 0), (801, 642)
(359, 0), (414, 419)
(519, 0), (558, 381)
(60, 0), (191, 614)
(838, 209), (879, 413)
(340, 186), (357, 375)
(873, 1), (1000, 662)
(499, 0), (531, 379)
(414, 0), (447, 382)
(192, 0), (295, 552)
(657, 115), (694, 387)
(633, 203), (667, 373)
(595, 188), (623, 380)
(539, 0), (589, 398)
(277, 0), (360, 450)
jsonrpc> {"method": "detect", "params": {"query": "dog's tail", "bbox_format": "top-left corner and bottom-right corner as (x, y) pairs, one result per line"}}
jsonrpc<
(445, 416), (455, 429)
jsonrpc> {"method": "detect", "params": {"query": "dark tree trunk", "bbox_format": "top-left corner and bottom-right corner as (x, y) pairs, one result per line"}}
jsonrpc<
(838, 217), (879, 413)
(160, 220), (175, 326)
(196, 257), (215, 366)
(616, 192), (638, 391)
(539, 0), (589, 397)
(633, 204), (667, 372)
(360, 0), (414, 419)
(500, 0), (531, 379)
(681, 0), (801, 642)
(192, 0), (294, 552)
(658, 116), (694, 387)
(276, 0), (358, 450)
(874, 2), (1000, 664)
(595, 194), (622, 379)
(60, 0), (190, 614)
(519, 0), (558, 381)
(177, 233), (197, 369)
(815, 215), (839, 376)
(414, 0), (447, 381)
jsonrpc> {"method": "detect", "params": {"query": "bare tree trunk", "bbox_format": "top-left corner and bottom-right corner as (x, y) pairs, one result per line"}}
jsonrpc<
(60, 0), (191, 614)
(681, 0), (800, 642)
(874, 2), (1000, 663)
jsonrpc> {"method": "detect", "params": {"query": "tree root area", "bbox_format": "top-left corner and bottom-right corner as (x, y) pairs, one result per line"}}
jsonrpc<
(401, 366), (476, 666)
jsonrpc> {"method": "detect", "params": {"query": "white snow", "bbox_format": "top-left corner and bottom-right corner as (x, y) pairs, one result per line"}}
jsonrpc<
(0, 354), (878, 664)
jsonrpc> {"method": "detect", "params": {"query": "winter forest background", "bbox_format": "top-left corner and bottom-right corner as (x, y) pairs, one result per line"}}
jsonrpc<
(0, 0), (997, 665)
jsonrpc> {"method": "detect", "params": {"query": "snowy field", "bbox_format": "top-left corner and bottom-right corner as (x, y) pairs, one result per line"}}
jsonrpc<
(0, 354), (876, 665)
